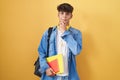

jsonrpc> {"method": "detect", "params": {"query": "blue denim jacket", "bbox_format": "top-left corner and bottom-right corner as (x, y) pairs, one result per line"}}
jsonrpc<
(38, 26), (82, 80)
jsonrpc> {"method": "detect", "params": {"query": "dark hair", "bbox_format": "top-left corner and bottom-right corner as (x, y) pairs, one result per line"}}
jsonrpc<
(57, 3), (74, 13)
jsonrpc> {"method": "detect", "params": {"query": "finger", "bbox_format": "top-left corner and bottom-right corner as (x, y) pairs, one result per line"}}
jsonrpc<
(46, 68), (53, 76)
(60, 22), (64, 26)
(49, 69), (55, 76)
(50, 68), (56, 74)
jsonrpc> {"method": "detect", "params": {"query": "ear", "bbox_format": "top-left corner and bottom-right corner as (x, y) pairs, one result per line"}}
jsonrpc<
(70, 14), (73, 19)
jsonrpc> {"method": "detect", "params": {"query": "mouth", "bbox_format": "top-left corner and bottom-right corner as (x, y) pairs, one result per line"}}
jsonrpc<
(62, 19), (67, 21)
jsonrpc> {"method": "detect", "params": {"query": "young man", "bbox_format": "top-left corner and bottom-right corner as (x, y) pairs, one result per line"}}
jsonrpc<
(38, 3), (82, 80)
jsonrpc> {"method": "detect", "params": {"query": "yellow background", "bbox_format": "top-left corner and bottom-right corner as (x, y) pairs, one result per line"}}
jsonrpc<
(0, 0), (120, 80)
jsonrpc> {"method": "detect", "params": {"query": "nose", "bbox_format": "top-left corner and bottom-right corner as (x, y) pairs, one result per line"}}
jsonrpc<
(63, 13), (67, 18)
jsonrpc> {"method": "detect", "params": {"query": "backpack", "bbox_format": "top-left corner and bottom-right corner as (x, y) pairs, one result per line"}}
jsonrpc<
(34, 27), (53, 77)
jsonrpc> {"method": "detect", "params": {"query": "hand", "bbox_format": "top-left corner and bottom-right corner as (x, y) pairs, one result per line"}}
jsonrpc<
(59, 21), (67, 33)
(46, 68), (56, 76)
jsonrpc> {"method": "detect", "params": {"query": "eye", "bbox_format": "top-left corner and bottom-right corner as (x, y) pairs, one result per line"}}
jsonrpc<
(60, 12), (64, 15)
(66, 12), (70, 15)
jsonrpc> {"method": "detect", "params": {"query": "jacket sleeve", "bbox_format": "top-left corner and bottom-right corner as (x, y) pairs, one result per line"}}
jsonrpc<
(38, 30), (49, 73)
(61, 30), (82, 55)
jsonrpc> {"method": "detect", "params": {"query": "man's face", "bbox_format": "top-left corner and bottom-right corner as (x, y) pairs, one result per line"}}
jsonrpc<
(58, 11), (72, 23)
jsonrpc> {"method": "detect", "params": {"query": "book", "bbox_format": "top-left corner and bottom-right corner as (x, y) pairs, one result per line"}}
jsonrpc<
(46, 54), (64, 74)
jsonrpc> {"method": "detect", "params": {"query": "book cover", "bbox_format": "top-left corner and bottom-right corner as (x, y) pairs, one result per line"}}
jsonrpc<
(46, 54), (64, 74)
(47, 59), (59, 73)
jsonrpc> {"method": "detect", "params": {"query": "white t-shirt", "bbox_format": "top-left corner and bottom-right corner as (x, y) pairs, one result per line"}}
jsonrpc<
(56, 29), (69, 76)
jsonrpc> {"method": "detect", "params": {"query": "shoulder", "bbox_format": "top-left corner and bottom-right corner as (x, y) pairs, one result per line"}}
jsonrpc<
(69, 27), (82, 34)
(43, 26), (56, 36)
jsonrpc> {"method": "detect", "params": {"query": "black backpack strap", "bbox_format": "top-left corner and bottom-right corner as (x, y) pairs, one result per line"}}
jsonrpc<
(47, 27), (53, 57)
(34, 27), (53, 65)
